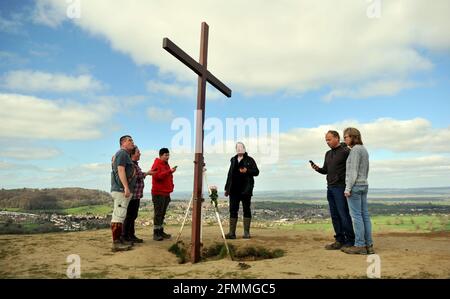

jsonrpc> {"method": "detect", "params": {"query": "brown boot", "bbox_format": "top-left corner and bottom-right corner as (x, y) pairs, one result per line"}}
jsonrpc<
(366, 244), (375, 254)
(341, 245), (368, 255)
(111, 240), (132, 252)
(325, 241), (343, 250)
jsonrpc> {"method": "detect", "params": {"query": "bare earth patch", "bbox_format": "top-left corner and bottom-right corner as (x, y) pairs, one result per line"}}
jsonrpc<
(0, 225), (449, 279)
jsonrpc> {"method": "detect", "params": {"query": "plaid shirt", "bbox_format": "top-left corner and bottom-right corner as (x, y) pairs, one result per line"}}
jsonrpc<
(132, 161), (146, 199)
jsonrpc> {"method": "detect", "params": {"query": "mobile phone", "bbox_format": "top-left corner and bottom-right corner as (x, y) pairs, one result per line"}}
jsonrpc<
(173, 165), (178, 169)
(309, 160), (315, 165)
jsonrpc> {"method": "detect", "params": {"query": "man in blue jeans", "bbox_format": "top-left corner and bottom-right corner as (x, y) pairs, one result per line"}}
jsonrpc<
(311, 130), (355, 250)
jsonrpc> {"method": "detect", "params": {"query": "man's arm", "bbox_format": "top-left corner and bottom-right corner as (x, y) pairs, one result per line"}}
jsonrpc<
(245, 157), (259, 176)
(118, 165), (130, 197)
(313, 152), (328, 174)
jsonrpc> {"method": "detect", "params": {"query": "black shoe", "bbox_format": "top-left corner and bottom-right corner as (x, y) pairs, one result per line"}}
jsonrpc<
(160, 228), (171, 239)
(325, 241), (343, 250)
(153, 229), (163, 241)
(225, 233), (236, 239)
(120, 236), (134, 246)
(131, 235), (144, 243)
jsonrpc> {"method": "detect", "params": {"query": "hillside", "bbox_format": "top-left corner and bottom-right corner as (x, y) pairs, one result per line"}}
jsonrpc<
(0, 188), (112, 210)
(0, 225), (449, 278)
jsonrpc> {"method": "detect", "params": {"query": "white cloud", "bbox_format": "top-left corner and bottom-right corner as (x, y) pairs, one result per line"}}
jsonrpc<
(147, 80), (223, 101)
(0, 93), (116, 140)
(34, 0), (449, 97)
(1, 70), (104, 93)
(323, 80), (424, 101)
(147, 80), (194, 98)
(147, 106), (176, 122)
(2, 117), (449, 190)
(0, 14), (24, 34)
(0, 147), (61, 160)
(32, 0), (67, 28)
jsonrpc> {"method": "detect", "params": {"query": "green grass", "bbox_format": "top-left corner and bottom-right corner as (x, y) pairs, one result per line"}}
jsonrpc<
(277, 214), (450, 233)
(63, 205), (112, 215)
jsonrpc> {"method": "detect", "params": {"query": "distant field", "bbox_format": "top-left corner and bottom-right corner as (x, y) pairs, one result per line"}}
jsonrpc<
(276, 214), (450, 233)
(63, 205), (112, 215)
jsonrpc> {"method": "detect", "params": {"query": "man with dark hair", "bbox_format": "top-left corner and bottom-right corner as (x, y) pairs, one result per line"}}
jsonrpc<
(110, 135), (136, 252)
(150, 148), (176, 241)
(122, 146), (155, 243)
(311, 130), (355, 250)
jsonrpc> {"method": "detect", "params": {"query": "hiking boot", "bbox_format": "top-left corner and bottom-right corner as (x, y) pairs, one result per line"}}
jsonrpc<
(341, 246), (368, 255)
(243, 217), (251, 239)
(130, 235), (144, 243)
(342, 242), (354, 248)
(119, 236), (134, 246)
(225, 217), (238, 239)
(112, 240), (132, 252)
(325, 241), (343, 250)
(160, 228), (171, 239)
(153, 229), (163, 241)
(366, 244), (375, 254)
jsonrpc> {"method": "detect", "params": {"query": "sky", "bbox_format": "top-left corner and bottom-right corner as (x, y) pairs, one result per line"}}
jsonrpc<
(0, 0), (449, 193)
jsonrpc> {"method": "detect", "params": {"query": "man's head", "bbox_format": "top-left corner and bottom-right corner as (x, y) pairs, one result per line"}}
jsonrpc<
(131, 146), (140, 162)
(236, 142), (246, 156)
(343, 127), (363, 147)
(159, 148), (170, 162)
(119, 135), (134, 152)
(325, 130), (340, 149)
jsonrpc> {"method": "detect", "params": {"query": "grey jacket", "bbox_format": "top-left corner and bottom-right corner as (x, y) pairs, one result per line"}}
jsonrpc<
(345, 144), (369, 193)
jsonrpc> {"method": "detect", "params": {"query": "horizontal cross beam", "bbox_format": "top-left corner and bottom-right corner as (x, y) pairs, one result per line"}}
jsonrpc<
(162, 37), (232, 98)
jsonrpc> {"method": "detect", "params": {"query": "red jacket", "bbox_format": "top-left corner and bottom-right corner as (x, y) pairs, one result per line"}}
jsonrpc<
(150, 158), (174, 196)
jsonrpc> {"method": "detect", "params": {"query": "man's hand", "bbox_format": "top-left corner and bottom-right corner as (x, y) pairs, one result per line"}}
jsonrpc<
(311, 163), (319, 171)
(239, 167), (247, 174)
(171, 167), (177, 173)
(224, 191), (229, 197)
(124, 187), (131, 198)
(344, 191), (351, 198)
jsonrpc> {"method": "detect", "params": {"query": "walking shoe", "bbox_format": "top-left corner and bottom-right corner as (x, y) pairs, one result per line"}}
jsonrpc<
(153, 229), (163, 241)
(112, 240), (132, 252)
(159, 228), (171, 239)
(366, 244), (375, 254)
(341, 246), (368, 255)
(325, 241), (343, 250)
(130, 235), (144, 243)
(119, 236), (134, 246)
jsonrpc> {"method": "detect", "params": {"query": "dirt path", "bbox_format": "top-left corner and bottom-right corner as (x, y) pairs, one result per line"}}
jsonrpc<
(1, 225), (449, 278)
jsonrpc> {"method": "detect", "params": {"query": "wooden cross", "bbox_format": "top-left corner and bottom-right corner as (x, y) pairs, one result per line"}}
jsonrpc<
(163, 22), (232, 263)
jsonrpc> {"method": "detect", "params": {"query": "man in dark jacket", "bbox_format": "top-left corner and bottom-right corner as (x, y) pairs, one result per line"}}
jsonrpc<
(224, 142), (259, 239)
(311, 130), (355, 249)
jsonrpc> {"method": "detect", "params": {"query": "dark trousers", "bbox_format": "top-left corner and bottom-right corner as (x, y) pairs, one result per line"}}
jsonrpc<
(122, 197), (140, 238)
(229, 194), (252, 218)
(152, 194), (171, 228)
(327, 186), (355, 245)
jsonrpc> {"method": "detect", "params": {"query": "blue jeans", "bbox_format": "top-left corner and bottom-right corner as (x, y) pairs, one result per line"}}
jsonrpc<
(347, 185), (373, 247)
(327, 186), (355, 245)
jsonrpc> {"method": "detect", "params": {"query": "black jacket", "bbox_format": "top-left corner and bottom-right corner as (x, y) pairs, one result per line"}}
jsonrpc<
(225, 152), (259, 196)
(316, 143), (349, 187)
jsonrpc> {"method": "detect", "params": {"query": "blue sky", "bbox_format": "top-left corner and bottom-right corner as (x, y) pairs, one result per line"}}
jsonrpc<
(0, 0), (449, 192)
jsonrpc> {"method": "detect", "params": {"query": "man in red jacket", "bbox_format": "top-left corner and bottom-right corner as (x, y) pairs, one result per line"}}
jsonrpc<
(150, 148), (177, 241)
